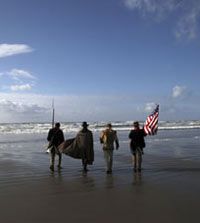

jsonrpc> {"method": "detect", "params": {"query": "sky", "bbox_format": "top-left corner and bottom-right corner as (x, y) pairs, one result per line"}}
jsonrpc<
(0, 0), (200, 123)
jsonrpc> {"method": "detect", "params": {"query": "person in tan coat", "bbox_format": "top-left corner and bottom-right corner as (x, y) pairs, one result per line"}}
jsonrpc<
(100, 123), (119, 174)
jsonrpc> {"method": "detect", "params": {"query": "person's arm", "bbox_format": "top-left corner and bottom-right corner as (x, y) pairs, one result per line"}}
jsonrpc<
(99, 131), (104, 144)
(91, 132), (94, 158)
(129, 130), (133, 139)
(115, 131), (119, 150)
(142, 128), (147, 137)
(47, 129), (53, 141)
(60, 130), (65, 142)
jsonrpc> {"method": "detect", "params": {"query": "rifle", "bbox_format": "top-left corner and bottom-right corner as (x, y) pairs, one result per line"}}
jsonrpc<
(52, 99), (55, 128)
(46, 99), (55, 153)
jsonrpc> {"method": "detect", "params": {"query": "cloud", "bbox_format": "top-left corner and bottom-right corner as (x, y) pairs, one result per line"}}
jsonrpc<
(124, 0), (200, 40)
(0, 69), (37, 92)
(0, 91), (199, 123)
(0, 98), (49, 122)
(0, 99), (47, 113)
(8, 69), (36, 81)
(10, 84), (32, 91)
(0, 44), (33, 58)
(172, 85), (187, 98)
(144, 102), (157, 113)
(0, 93), (146, 123)
(124, 0), (179, 18)
(175, 4), (200, 40)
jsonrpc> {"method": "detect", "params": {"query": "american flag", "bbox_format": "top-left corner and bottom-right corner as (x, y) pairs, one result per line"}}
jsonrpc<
(144, 105), (159, 135)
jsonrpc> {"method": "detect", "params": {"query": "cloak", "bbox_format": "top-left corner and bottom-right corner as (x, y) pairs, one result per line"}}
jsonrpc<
(58, 130), (94, 164)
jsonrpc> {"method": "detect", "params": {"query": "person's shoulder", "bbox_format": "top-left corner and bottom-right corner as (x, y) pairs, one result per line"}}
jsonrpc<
(77, 130), (82, 134)
(49, 128), (54, 132)
(58, 129), (64, 134)
(112, 129), (117, 134)
(139, 128), (145, 133)
(88, 129), (93, 134)
(101, 129), (108, 135)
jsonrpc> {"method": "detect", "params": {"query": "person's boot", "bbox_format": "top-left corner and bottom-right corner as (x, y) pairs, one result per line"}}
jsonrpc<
(106, 169), (112, 174)
(83, 164), (88, 172)
(50, 165), (54, 172)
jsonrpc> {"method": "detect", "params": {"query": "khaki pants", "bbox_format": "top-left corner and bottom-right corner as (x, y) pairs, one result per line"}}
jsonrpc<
(103, 150), (113, 171)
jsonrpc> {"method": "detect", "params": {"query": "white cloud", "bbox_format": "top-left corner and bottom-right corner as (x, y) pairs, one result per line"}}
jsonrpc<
(10, 84), (32, 91)
(144, 102), (157, 113)
(0, 93), (145, 123)
(172, 85), (186, 98)
(124, 0), (178, 18)
(0, 98), (49, 122)
(175, 5), (200, 40)
(0, 69), (37, 92)
(8, 69), (36, 81)
(124, 0), (200, 40)
(0, 44), (33, 58)
(0, 91), (199, 123)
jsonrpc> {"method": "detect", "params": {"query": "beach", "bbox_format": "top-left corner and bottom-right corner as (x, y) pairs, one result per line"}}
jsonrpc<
(0, 126), (200, 222)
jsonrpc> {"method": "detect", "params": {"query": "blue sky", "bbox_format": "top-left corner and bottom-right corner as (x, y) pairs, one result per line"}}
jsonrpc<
(0, 0), (200, 123)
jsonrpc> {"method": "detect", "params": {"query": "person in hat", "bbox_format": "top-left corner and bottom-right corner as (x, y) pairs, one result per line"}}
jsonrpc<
(100, 123), (119, 174)
(75, 122), (94, 172)
(47, 122), (65, 172)
(129, 121), (147, 172)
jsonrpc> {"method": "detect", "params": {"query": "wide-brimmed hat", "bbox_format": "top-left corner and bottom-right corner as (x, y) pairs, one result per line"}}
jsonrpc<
(82, 121), (89, 127)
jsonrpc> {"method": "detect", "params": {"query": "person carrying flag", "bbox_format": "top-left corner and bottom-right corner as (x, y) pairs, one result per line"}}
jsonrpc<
(129, 121), (146, 172)
(129, 104), (159, 172)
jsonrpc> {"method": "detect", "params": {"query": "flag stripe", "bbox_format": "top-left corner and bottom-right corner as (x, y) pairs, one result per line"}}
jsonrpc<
(144, 105), (159, 135)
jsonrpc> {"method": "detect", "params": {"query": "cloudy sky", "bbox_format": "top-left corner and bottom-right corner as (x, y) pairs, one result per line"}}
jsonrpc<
(0, 0), (200, 123)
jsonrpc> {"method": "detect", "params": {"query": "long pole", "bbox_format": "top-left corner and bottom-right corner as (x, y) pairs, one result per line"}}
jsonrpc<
(52, 99), (55, 128)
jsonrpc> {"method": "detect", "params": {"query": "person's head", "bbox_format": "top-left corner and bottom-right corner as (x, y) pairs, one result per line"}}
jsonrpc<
(82, 121), (89, 129)
(55, 122), (60, 128)
(133, 121), (139, 129)
(106, 123), (112, 129)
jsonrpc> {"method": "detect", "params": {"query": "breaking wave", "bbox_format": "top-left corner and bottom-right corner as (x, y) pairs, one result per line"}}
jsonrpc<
(0, 120), (200, 134)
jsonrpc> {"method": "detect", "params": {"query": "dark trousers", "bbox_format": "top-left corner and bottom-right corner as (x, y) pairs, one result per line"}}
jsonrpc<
(132, 147), (142, 169)
(50, 146), (62, 167)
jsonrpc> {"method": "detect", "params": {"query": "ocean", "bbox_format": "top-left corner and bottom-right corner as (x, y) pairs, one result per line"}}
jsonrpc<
(0, 120), (200, 170)
(0, 121), (200, 223)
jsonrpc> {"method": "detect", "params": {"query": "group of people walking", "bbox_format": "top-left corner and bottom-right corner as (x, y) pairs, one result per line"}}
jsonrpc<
(47, 121), (146, 173)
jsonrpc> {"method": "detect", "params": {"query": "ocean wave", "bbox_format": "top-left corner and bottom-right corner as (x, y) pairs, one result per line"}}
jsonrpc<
(0, 120), (200, 134)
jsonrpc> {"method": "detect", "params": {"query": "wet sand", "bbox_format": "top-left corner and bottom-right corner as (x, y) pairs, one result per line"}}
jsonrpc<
(0, 153), (199, 223)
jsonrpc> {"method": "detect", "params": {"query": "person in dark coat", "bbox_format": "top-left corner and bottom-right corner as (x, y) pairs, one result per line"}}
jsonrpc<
(76, 122), (94, 172)
(129, 121), (146, 172)
(47, 122), (64, 172)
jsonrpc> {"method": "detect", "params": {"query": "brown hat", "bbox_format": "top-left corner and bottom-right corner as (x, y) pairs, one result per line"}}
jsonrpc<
(107, 123), (112, 128)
